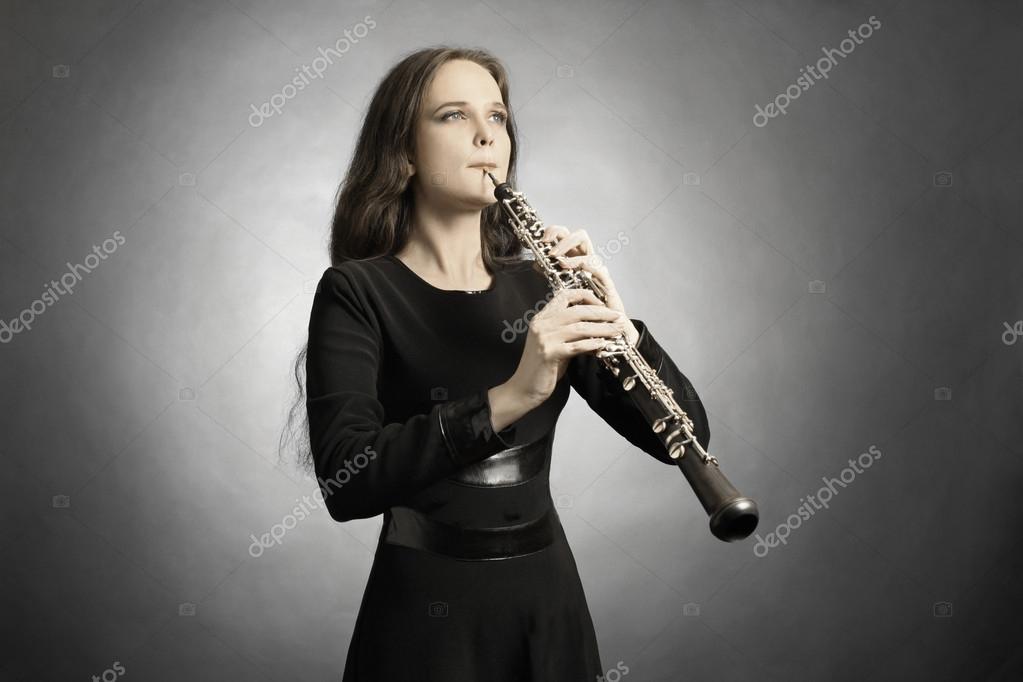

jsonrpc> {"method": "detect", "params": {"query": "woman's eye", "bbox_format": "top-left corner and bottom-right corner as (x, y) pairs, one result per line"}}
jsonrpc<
(441, 110), (508, 123)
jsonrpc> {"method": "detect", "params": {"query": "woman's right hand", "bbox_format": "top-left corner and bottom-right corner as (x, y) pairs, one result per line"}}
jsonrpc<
(506, 288), (630, 408)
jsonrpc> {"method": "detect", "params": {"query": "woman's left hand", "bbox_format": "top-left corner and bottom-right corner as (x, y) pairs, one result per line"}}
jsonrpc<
(541, 225), (640, 346)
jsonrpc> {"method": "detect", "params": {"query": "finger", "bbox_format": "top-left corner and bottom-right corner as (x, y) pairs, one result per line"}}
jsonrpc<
(556, 253), (605, 271)
(572, 229), (594, 257)
(552, 287), (603, 309)
(556, 254), (620, 305)
(552, 337), (606, 363)
(560, 336), (613, 358)
(557, 322), (624, 345)
(562, 304), (621, 322)
(549, 231), (587, 257)
(541, 224), (570, 243)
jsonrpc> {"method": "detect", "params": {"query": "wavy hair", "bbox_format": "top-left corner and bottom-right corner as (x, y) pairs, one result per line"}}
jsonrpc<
(279, 46), (527, 475)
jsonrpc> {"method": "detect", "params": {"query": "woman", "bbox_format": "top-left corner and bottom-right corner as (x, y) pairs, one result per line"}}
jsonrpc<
(284, 46), (710, 681)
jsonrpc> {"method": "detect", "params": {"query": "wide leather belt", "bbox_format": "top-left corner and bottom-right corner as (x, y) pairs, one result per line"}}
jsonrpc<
(382, 506), (558, 561)
(447, 436), (549, 487)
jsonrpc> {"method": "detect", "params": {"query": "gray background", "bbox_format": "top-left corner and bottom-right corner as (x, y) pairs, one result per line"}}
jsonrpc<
(2, 0), (1022, 680)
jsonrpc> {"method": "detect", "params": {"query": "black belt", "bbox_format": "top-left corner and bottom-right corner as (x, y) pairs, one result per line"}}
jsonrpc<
(382, 506), (559, 561)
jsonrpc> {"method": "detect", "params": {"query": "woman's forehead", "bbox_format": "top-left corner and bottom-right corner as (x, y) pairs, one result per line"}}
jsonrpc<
(426, 60), (502, 102)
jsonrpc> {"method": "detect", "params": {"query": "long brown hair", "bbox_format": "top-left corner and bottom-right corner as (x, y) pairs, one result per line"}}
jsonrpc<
(279, 46), (527, 475)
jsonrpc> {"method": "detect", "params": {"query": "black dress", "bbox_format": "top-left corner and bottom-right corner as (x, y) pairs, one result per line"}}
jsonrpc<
(305, 254), (710, 681)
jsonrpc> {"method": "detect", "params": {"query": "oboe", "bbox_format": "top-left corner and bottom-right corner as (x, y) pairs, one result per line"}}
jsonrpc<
(485, 171), (759, 542)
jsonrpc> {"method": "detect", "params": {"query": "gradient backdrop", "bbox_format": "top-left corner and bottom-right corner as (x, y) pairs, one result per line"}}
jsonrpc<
(2, 0), (1022, 680)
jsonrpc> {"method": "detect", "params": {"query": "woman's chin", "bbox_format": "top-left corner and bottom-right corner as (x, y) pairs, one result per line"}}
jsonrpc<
(450, 186), (498, 210)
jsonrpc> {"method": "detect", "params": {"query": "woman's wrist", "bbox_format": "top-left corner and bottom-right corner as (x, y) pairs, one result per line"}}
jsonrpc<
(487, 381), (536, 433)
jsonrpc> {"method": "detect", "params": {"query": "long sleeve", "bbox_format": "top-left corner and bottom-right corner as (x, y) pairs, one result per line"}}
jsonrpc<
(567, 318), (711, 466)
(305, 267), (522, 522)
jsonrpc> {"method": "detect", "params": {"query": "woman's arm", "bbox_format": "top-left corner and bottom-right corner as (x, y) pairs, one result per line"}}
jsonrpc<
(306, 266), (532, 522)
(566, 318), (711, 466)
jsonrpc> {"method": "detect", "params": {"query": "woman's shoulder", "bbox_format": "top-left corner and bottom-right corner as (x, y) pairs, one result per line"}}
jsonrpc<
(318, 254), (391, 286)
(313, 256), (397, 311)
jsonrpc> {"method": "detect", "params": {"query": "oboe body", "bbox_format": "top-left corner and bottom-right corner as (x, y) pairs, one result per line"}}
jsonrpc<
(485, 171), (758, 542)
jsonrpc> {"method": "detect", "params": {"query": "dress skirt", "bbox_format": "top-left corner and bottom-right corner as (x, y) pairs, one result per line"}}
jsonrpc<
(341, 518), (605, 681)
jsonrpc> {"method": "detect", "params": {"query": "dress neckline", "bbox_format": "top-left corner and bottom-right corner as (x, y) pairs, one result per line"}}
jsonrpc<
(385, 254), (499, 296)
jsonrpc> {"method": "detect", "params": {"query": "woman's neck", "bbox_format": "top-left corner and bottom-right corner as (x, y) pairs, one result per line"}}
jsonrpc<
(394, 233), (491, 291)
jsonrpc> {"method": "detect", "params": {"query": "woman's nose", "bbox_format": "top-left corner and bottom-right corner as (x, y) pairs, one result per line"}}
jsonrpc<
(473, 115), (494, 145)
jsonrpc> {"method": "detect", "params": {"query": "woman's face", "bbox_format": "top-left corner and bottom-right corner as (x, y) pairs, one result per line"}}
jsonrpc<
(410, 59), (511, 211)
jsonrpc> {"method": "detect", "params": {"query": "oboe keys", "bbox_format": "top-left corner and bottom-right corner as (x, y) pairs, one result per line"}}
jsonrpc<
(652, 416), (671, 433)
